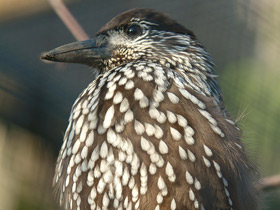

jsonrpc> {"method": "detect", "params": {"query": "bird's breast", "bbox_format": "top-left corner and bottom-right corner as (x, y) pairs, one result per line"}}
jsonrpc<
(54, 61), (246, 210)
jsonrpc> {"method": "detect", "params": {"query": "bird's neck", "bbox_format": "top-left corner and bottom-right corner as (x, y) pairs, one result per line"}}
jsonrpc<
(100, 43), (222, 106)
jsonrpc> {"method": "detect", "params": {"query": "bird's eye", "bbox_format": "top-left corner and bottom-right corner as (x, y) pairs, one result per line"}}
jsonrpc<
(126, 24), (142, 37)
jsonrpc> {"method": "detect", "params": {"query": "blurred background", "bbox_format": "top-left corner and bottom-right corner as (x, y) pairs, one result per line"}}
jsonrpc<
(0, 0), (279, 209)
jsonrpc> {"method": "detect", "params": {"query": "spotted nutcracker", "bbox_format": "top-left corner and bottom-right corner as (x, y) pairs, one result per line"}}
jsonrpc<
(41, 8), (258, 210)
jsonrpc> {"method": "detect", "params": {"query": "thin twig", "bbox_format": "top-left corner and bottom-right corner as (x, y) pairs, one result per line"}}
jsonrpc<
(259, 174), (280, 190)
(48, 0), (89, 41)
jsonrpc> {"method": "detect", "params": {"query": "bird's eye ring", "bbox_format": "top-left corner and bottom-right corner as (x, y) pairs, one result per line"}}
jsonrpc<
(126, 24), (142, 37)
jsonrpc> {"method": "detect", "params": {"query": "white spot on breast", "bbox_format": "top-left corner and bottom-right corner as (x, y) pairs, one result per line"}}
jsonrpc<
(81, 146), (88, 159)
(65, 175), (70, 187)
(118, 77), (127, 86)
(179, 146), (188, 160)
(157, 193), (163, 204)
(156, 156), (164, 168)
(81, 159), (88, 172)
(124, 109), (134, 123)
(177, 114), (188, 127)
(194, 199), (199, 208)
(120, 98), (129, 113)
(68, 129), (75, 145)
(171, 199), (176, 210)
(167, 92), (179, 104)
(213, 161), (220, 171)
(157, 111), (167, 123)
(157, 176), (166, 190)
(134, 88), (144, 100)
(235, 143), (243, 149)
(228, 198), (233, 206)
(134, 120), (145, 135)
(223, 178), (229, 187)
(166, 162), (176, 182)
(103, 105), (115, 129)
(89, 144), (99, 164)
(77, 181), (83, 193)
(100, 160), (109, 174)
(97, 123), (106, 134)
(74, 165), (82, 182)
(139, 96), (149, 108)
(118, 150), (126, 162)
(153, 89), (164, 103)
(125, 70), (135, 79)
(179, 88), (206, 109)
(106, 147), (114, 164)
(198, 109), (217, 125)
(103, 170), (113, 183)
(75, 115), (84, 135)
(202, 156), (211, 167)
(115, 120), (125, 133)
(159, 140), (168, 154)
(97, 176), (106, 193)
(226, 119), (236, 125)
(145, 123), (156, 136)
(141, 137), (150, 151)
(74, 153), (81, 164)
(184, 126), (194, 137)
(150, 153), (160, 163)
(132, 185), (139, 202)
(113, 74), (121, 82)
(88, 187), (97, 205)
(140, 163), (148, 195)
(170, 127), (182, 141)
(87, 170), (94, 187)
(104, 84), (116, 100)
(185, 136), (195, 145)
(72, 140), (81, 155)
(210, 124), (225, 138)
(225, 188), (230, 197)
(149, 163), (157, 174)
(102, 192), (109, 208)
(128, 176), (135, 190)
(124, 80), (134, 90)
(122, 166), (130, 186)
(149, 107), (160, 119)
(107, 128), (116, 145)
(167, 111), (177, 123)
(154, 125), (163, 139)
(185, 171), (194, 184)
(194, 178), (201, 190)
(82, 108), (89, 115)
(203, 144), (213, 157)
(72, 109), (81, 120)
(187, 149), (196, 162)
(79, 125), (88, 142)
(113, 91), (123, 104)
(131, 154), (140, 175)
(123, 196), (128, 208)
(85, 131), (94, 147)
(189, 188), (195, 201)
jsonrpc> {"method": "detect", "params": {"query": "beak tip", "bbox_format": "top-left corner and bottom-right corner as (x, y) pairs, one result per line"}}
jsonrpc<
(40, 52), (54, 61)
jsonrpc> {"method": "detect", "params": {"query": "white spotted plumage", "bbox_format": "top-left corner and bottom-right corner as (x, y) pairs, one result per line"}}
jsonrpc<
(51, 8), (256, 210)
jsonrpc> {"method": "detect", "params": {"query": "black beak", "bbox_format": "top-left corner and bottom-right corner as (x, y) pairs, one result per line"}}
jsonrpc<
(41, 39), (110, 66)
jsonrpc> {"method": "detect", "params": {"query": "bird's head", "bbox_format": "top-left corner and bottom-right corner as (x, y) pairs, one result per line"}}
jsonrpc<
(41, 9), (211, 74)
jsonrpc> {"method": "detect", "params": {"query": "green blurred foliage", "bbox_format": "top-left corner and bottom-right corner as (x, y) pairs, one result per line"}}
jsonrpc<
(219, 60), (280, 209)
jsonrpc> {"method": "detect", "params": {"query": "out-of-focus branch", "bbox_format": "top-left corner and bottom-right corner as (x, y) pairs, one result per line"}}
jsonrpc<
(48, 0), (89, 41)
(258, 174), (280, 191)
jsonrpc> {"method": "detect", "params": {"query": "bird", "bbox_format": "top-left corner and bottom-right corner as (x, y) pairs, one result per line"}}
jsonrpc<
(41, 8), (258, 210)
